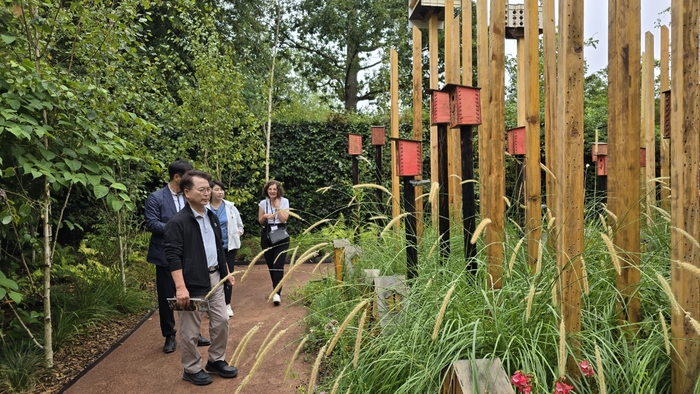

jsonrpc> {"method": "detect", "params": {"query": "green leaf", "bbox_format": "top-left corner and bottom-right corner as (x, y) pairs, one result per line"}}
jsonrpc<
(0, 277), (18, 290)
(1, 35), (15, 44)
(110, 182), (127, 191)
(86, 174), (101, 187)
(0, 211), (12, 225)
(93, 184), (110, 199)
(0, 288), (5, 299)
(8, 291), (22, 304)
(65, 159), (82, 172)
(3, 167), (16, 178)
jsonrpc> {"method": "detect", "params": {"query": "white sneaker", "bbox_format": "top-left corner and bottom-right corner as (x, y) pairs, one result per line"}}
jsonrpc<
(273, 293), (281, 306)
(226, 304), (234, 317)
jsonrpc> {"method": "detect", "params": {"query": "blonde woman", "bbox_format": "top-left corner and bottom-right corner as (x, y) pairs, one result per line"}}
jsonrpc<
(258, 180), (289, 305)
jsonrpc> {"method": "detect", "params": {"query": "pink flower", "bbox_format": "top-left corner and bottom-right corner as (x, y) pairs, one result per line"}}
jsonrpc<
(579, 360), (595, 377)
(511, 371), (532, 393)
(554, 380), (574, 394)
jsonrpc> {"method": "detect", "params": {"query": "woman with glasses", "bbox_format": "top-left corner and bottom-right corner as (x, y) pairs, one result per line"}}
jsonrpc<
(258, 180), (289, 305)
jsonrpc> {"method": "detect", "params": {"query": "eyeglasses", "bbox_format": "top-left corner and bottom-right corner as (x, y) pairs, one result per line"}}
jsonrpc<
(188, 187), (212, 194)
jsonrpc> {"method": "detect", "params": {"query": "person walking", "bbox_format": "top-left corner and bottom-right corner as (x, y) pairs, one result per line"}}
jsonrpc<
(258, 180), (290, 306)
(145, 160), (210, 353)
(207, 180), (244, 317)
(164, 170), (238, 386)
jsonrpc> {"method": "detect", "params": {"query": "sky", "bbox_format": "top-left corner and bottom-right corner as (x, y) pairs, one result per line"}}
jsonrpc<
(504, 0), (671, 75)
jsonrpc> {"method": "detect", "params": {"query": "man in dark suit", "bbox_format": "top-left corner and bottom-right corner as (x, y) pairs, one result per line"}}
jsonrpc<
(145, 160), (210, 353)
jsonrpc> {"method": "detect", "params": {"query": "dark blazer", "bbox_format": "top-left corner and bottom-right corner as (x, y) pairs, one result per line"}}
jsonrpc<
(163, 205), (227, 296)
(145, 186), (179, 267)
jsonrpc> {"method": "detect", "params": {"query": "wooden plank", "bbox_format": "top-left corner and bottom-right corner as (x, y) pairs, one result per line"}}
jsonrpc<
(413, 26), (425, 238)
(608, 0), (641, 326)
(462, 1), (472, 86)
(450, 15), (462, 225)
(524, 0), (542, 271)
(476, 0), (488, 228)
(430, 15), (439, 229)
(391, 49), (400, 229)
(484, 0), (506, 289)
(659, 25), (670, 212)
(555, 0), (584, 377)
(543, 0), (557, 251)
(670, 0), (700, 392)
(441, 359), (515, 394)
(642, 32), (655, 225)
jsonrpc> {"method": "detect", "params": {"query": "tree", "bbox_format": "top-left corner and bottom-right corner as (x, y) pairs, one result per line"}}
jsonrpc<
(285, 0), (408, 112)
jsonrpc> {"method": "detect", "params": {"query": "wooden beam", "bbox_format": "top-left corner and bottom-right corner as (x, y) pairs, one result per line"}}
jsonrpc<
(412, 26), (424, 238)
(448, 13), (462, 225)
(659, 25), (670, 212)
(642, 32), (655, 225)
(608, 0), (641, 326)
(476, 0), (488, 228)
(484, 0), (506, 289)
(542, 0), (558, 250)
(670, 0), (700, 392)
(430, 15), (439, 228)
(524, 0), (541, 271)
(462, 1), (472, 86)
(391, 49), (400, 229)
(556, 0), (584, 378)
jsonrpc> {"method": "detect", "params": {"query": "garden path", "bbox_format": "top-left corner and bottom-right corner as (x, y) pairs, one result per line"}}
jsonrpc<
(59, 262), (331, 394)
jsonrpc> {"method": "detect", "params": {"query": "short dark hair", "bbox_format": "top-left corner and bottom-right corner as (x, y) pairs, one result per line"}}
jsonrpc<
(210, 180), (225, 191)
(168, 160), (193, 180)
(262, 180), (285, 198)
(180, 170), (212, 192)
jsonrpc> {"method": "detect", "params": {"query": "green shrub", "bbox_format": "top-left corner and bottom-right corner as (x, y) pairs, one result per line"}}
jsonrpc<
(0, 340), (42, 393)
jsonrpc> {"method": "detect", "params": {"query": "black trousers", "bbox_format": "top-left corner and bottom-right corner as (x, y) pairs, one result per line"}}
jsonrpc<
(155, 265), (176, 337)
(223, 248), (238, 305)
(261, 228), (289, 296)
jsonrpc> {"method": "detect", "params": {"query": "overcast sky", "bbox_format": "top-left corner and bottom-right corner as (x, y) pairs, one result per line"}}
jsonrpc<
(504, 0), (671, 75)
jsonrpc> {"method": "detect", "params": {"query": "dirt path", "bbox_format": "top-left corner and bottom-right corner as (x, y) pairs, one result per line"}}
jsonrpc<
(60, 263), (331, 394)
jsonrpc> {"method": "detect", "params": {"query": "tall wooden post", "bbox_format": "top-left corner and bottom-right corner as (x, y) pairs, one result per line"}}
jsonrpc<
(555, 0), (584, 377)
(446, 2), (461, 226)
(543, 0), (558, 250)
(390, 49), (400, 229)
(642, 32), (655, 225)
(608, 0), (641, 326)
(430, 15), (439, 229)
(484, 0), (506, 289)
(524, 0), (542, 271)
(659, 25), (670, 212)
(476, 0), (488, 229)
(670, 1), (700, 392)
(462, 1), (472, 87)
(413, 26), (424, 238)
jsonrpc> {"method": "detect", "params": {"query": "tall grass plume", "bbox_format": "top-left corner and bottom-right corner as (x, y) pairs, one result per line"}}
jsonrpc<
(659, 311), (670, 356)
(285, 335), (309, 380)
(353, 309), (367, 368)
(470, 218), (492, 245)
(656, 273), (682, 315)
(308, 344), (327, 393)
(432, 284), (456, 342)
(326, 300), (369, 356)
(601, 233), (621, 275)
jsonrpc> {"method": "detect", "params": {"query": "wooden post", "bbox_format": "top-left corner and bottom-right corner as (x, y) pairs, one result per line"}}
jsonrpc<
(516, 37), (526, 222)
(446, 3), (462, 226)
(430, 15), (439, 229)
(555, 0), (583, 378)
(413, 26), (424, 238)
(524, 0), (542, 272)
(476, 0), (488, 232)
(484, 0), (506, 289)
(670, 0), (700, 391)
(462, 1), (472, 87)
(642, 32), (655, 225)
(391, 49), (400, 229)
(659, 25), (670, 212)
(543, 0), (558, 251)
(608, 0), (641, 326)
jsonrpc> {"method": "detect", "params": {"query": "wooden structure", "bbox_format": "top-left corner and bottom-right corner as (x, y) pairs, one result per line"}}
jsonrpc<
(670, 0), (700, 391)
(609, 0), (641, 326)
(412, 26), (424, 238)
(373, 275), (408, 332)
(555, 0), (584, 376)
(390, 50), (400, 229)
(441, 358), (514, 394)
(659, 25), (670, 212)
(543, 0), (558, 250)
(641, 32), (655, 225)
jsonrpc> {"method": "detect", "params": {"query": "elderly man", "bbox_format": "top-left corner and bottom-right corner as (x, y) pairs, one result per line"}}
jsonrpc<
(164, 170), (237, 385)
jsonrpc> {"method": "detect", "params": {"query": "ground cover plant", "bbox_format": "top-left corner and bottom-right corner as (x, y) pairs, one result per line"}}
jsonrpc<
(292, 185), (700, 393)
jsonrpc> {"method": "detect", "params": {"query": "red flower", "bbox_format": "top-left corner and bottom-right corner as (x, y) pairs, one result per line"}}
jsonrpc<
(511, 371), (532, 393)
(554, 380), (574, 394)
(579, 360), (595, 377)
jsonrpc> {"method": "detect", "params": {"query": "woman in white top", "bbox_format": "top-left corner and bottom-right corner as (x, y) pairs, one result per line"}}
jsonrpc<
(258, 180), (289, 305)
(208, 180), (244, 317)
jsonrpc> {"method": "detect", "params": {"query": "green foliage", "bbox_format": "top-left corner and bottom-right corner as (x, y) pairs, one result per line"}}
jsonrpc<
(0, 340), (43, 393)
(296, 198), (686, 393)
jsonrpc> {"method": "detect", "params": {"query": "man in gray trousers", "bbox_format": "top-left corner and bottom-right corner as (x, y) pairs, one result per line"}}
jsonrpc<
(164, 170), (237, 385)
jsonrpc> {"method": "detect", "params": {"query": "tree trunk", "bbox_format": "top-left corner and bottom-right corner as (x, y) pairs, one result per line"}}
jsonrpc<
(42, 179), (53, 368)
(344, 42), (360, 112)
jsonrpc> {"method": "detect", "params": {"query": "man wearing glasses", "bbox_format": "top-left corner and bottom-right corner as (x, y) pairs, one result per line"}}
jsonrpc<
(164, 170), (237, 385)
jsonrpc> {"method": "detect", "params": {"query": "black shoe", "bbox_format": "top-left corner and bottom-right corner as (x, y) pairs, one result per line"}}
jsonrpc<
(197, 335), (211, 347)
(205, 360), (238, 378)
(163, 335), (176, 354)
(182, 369), (213, 385)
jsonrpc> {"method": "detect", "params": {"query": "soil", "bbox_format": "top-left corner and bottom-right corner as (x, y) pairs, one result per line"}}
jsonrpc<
(31, 263), (329, 394)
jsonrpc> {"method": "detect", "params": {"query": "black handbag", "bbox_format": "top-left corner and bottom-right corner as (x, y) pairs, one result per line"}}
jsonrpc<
(266, 199), (289, 245)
